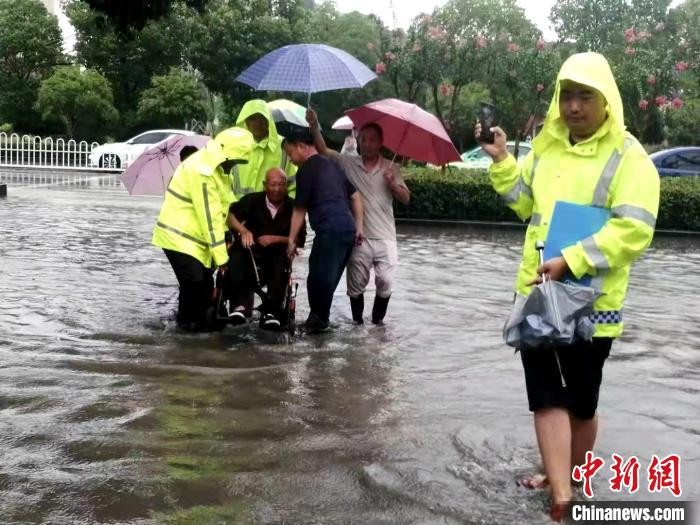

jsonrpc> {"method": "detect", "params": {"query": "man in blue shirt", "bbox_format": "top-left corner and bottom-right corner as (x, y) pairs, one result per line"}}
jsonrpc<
(284, 129), (364, 332)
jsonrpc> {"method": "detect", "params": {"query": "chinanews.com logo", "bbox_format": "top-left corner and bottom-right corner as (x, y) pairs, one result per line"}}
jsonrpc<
(572, 452), (682, 498)
(568, 452), (693, 524)
(571, 502), (691, 523)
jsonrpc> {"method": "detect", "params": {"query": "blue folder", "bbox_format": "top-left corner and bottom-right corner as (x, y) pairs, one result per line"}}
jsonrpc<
(543, 201), (611, 286)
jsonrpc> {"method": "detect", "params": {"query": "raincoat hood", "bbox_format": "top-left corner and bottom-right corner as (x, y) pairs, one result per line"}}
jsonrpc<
(189, 127), (255, 176)
(235, 99), (280, 151)
(533, 52), (626, 155)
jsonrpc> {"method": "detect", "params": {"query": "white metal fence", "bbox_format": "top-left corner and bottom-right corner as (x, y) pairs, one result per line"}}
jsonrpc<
(0, 133), (115, 171)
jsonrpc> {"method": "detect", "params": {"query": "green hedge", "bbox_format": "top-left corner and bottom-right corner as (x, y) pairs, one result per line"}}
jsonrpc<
(397, 167), (700, 232)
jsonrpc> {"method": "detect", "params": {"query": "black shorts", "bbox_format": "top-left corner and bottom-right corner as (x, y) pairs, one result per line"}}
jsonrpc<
(520, 338), (613, 420)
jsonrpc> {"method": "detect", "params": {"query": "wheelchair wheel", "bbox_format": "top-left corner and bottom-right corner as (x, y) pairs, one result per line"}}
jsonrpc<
(284, 284), (296, 336)
(204, 305), (226, 332)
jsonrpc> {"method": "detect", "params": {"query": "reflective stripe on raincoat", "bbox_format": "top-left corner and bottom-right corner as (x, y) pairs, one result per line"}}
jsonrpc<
(489, 52), (660, 338)
(152, 128), (254, 267)
(233, 99), (298, 201)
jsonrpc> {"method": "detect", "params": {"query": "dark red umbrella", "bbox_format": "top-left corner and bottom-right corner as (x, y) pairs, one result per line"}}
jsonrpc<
(345, 98), (461, 165)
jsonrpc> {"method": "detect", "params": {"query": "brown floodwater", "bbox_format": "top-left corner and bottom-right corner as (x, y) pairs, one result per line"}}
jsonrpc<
(1, 171), (698, 524)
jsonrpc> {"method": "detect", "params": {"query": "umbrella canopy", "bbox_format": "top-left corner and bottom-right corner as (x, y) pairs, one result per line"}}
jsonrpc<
(121, 134), (211, 196)
(503, 281), (602, 349)
(236, 44), (377, 99)
(345, 98), (461, 165)
(332, 115), (354, 130)
(267, 98), (308, 127)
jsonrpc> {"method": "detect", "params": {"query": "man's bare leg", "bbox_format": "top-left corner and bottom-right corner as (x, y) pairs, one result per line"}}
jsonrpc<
(570, 414), (598, 470)
(534, 408), (573, 504)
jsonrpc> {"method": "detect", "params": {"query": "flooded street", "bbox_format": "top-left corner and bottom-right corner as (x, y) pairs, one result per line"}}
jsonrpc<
(1, 171), (699, 524)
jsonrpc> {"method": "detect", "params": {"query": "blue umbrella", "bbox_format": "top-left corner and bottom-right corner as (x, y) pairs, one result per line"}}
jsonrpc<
(236, 44), (377, 105)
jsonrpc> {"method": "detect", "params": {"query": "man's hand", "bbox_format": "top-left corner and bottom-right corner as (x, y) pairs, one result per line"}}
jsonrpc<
(383, 165), (397, 186)
(306, 108), (319, 130)
(240, 229), (254, 249)
(287, 239), (298, 260)
(355, 228), (364, 246)
(258, 235), (283, 247)
(218, 263), (228, 274)
(474, 121), (509, 163)
(527, 256), (569, 286)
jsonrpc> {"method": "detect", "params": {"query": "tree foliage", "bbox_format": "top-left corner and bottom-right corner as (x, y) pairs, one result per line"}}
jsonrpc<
(66, 0), (192, 132)
(36, 65), (118, 140)
(2, 0), (696, 149)
(0, 0), (63, 132)
(137, 67), (207, 128)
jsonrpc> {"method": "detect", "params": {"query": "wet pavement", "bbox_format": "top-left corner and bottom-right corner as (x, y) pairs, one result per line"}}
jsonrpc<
(1, 171), (698, 524)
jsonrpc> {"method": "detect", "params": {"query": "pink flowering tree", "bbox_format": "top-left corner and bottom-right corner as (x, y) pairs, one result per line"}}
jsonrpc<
(612, 23), (693, 143)
(488, 39), (562, 150)
(550, 0), (698, 144)
(382, 0), (542, 150)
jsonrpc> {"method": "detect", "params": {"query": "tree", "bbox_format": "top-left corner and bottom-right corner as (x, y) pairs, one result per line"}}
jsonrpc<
(381, 0), (542, 151)
(665, 97), (700, 145)
(66, 0), (194, 133)
(185, 0), (300, 110)
(668, 0), (700, 79)
(137, 68), (207, 128)
(0, 0), (63, 132)
(550, 0), (696, 143)
(300, 5), (396, 130)
(550, 0), (671, 52)
(78, 0), (173, 32)
(36, 65), (118, 140)
(489, 41), (562, 148)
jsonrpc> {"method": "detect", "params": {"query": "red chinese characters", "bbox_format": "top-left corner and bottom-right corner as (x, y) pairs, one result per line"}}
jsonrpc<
(572, 453), (683, 498)
(648, 454), (682, 497)
(610, 454), (640, 493)
(572, 451), (606, 498)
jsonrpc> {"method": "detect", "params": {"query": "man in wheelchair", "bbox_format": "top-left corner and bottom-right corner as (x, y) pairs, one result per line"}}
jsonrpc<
(225, 168), (305, 329)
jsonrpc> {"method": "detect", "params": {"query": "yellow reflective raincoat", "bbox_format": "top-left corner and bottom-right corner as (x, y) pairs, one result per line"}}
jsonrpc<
(233, 99), (297, 201)
(152, 128), (255, 267)
(489, 52), (660, 338)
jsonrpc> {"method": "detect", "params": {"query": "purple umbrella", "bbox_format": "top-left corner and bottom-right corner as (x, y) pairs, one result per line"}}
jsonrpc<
(121, 134), (211, 196)
(236, 44), (377, 105)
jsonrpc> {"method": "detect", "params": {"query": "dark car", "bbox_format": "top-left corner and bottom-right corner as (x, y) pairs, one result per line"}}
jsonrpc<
(650, 147), (700, 177)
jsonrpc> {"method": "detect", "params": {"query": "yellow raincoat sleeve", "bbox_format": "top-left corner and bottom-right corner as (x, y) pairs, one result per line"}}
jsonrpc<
(284, 159), (298, 198)
(488, 150), (536, 222)
(562, 146), (660, 279)
(190, 172), (229, 267)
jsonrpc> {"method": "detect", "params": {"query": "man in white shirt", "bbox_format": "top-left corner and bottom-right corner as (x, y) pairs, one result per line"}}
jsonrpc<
(307, 109), (410, 324)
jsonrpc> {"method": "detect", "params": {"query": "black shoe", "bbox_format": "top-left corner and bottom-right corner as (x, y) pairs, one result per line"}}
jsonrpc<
(229, 305), (247, 325)
(262, 313), (281, 330)
(350, 294), (364, 324)
(371, 295), (390, 325)
(303, 312), (329, 334)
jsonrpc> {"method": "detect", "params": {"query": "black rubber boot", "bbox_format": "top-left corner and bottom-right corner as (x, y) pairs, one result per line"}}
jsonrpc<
(371, 295), (390, 325)
(350, 294), (364, 324)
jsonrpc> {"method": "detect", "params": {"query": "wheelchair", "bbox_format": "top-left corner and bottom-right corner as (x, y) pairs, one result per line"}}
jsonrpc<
(208, 246), (298, 335)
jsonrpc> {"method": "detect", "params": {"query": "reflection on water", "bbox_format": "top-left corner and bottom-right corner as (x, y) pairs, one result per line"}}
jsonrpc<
(1, 174), (698, 524)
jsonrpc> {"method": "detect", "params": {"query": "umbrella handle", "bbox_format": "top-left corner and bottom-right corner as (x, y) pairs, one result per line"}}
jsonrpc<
(391, 121), (410, 165)
(306, 92), (311, 109)
(536, 240), (564, 331)
(535, 240), (546, 283)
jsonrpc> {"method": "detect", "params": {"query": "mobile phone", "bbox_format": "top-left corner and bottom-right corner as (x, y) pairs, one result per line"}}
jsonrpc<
(478, 102), (497, 144)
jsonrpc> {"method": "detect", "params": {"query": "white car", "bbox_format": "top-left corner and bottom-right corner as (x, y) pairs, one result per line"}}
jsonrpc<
(89, 129), (196, 169)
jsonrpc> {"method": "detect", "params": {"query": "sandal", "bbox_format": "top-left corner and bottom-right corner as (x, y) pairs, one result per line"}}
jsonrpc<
(517, 473), (549, 489)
